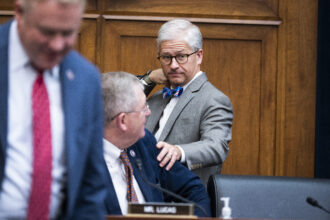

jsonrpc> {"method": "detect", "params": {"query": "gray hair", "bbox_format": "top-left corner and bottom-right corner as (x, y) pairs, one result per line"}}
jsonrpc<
(157, 19), (203, 51)
(102, 71), (144, 126)
(18, 0), (86, 13)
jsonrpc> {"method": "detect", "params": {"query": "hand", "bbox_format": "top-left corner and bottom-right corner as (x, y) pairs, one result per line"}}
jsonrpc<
(148, 68), (167, 84)
(156, 141), (181, 171)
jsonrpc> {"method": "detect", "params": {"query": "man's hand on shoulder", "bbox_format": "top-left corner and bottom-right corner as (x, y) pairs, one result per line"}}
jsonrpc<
(156, 141), (181, 171)
(149, 69), (167, 85)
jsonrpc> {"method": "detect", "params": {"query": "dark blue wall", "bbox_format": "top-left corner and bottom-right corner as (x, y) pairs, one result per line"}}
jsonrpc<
(315, 0), (330, 178)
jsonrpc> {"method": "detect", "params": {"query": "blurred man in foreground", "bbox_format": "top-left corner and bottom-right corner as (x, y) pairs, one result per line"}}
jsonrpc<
(0, 0), (107, 218)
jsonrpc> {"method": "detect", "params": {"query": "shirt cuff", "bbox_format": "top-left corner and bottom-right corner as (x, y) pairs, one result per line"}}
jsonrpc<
(176, 145), (186, 163)
(141, 78), (149, 86)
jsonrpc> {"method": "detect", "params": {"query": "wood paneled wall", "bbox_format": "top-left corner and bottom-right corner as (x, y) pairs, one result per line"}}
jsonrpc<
(0, 0), (318, 177)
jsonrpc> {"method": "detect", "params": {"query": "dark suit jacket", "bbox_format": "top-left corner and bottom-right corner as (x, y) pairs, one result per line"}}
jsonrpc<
(0, 21), (107, 219)
(104, 130), (211, 217)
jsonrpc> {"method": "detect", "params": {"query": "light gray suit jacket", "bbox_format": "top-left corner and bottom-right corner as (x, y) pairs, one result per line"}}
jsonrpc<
(146, 73), (233, 185)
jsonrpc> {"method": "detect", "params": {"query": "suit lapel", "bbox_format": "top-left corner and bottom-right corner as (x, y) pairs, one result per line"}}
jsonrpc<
(127, 146), (155, 202)
(146, 93), (169, 133)
(60, 59), (77, 174)
(59, 55), (84, 213)
(103, 144), (155, 213)
(159, 73), (208, 141)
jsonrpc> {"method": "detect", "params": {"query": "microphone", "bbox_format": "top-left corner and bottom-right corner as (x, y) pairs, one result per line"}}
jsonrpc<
(135, 158), (208, 216)
(306, 197), (330, 214)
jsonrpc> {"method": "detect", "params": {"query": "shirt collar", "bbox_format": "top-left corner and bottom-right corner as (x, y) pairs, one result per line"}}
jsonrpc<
(170, 71), (202, 90)
(9, 20), (29, 73)
(184, 71), (202, 89)
(103, 138), (123, 162)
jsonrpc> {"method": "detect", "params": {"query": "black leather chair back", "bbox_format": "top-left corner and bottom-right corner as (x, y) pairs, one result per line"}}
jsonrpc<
(208, 174), (330, 219)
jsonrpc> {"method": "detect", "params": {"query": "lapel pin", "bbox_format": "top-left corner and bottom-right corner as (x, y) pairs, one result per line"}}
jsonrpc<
(130, 150), (136, 157)
(66, 69), (75, 81)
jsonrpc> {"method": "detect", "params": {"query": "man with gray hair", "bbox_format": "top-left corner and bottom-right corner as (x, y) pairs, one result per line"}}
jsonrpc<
(102, 71), (211, 217)
(0, 0), (107, 219)
(140, 19), (233, 185)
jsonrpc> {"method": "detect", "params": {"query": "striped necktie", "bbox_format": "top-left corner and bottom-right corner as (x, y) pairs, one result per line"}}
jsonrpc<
(120, 150), (138, 202)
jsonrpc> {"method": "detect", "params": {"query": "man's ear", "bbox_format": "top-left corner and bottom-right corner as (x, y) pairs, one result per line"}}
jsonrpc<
(116, 113), (128, 132)
(197, 49), (203, 65)
(14, 0), (26, 24)
(15, 0), (24, 18)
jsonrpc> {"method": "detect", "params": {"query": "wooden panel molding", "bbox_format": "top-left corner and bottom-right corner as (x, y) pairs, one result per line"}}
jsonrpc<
(104, 15), (281, 26)
(100, 19), (161, 73)
(275, 0), (318, 177)
(0, 0), (13, 11)
(74, 15), (100, 64)
(199, 23), (277, 175)
(104, 0), (280, 22)
(86, 0), (99, 12)
(0, 10), (13, 24)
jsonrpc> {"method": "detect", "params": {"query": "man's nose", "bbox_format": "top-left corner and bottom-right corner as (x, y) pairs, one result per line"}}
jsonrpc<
(146, 107), (151, 116)
(49, 34), (66, 51)
(169, 57), (180, 68)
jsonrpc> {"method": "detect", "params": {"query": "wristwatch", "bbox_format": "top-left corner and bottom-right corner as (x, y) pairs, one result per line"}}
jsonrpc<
(143, 70), (155, 86)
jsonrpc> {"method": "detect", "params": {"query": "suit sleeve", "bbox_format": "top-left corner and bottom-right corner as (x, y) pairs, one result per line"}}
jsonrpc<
(181, 90), (233, 170)
(142, 131), (211, 217)
(136, 74), (156, 96)
(71, 68), (107, 219)
(159, 154), (212, 217)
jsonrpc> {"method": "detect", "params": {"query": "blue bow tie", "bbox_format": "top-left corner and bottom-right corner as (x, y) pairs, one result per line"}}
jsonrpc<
(162, 86), (183, 99)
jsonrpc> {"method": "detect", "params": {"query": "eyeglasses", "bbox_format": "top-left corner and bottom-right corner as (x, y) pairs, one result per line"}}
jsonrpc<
(111, 103), (150, 121)
(127, 103), (150, 115)
(157, 50), (198, 65)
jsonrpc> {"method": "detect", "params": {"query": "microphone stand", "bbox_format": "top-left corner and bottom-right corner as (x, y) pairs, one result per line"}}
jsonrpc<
(306, 197), (330, 214)
(135, 158), (208, 217)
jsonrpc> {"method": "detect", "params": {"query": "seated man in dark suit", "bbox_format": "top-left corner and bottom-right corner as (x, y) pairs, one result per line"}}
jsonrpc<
(101, 71), (211, 217)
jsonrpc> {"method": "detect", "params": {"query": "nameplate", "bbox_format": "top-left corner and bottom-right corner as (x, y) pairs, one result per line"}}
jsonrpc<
(127, 202), (195, 217)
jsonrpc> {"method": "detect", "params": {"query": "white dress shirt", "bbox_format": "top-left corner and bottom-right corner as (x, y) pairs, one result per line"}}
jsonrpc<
(154, 71), (203, 163)
(0, 21), (66, 219)
(103, 139), (145, 215)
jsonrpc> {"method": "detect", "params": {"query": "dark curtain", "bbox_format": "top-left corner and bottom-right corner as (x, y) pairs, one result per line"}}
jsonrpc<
(315, 0), (330, 178)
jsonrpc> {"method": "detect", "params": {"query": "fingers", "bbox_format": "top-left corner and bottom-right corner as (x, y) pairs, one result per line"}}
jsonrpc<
(156, 141), (172, 161)
(156, 142), (181, 171)
(165, 152), (177, 171)
(156, 141), (166, 149)
(149, 68), (166, 84)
